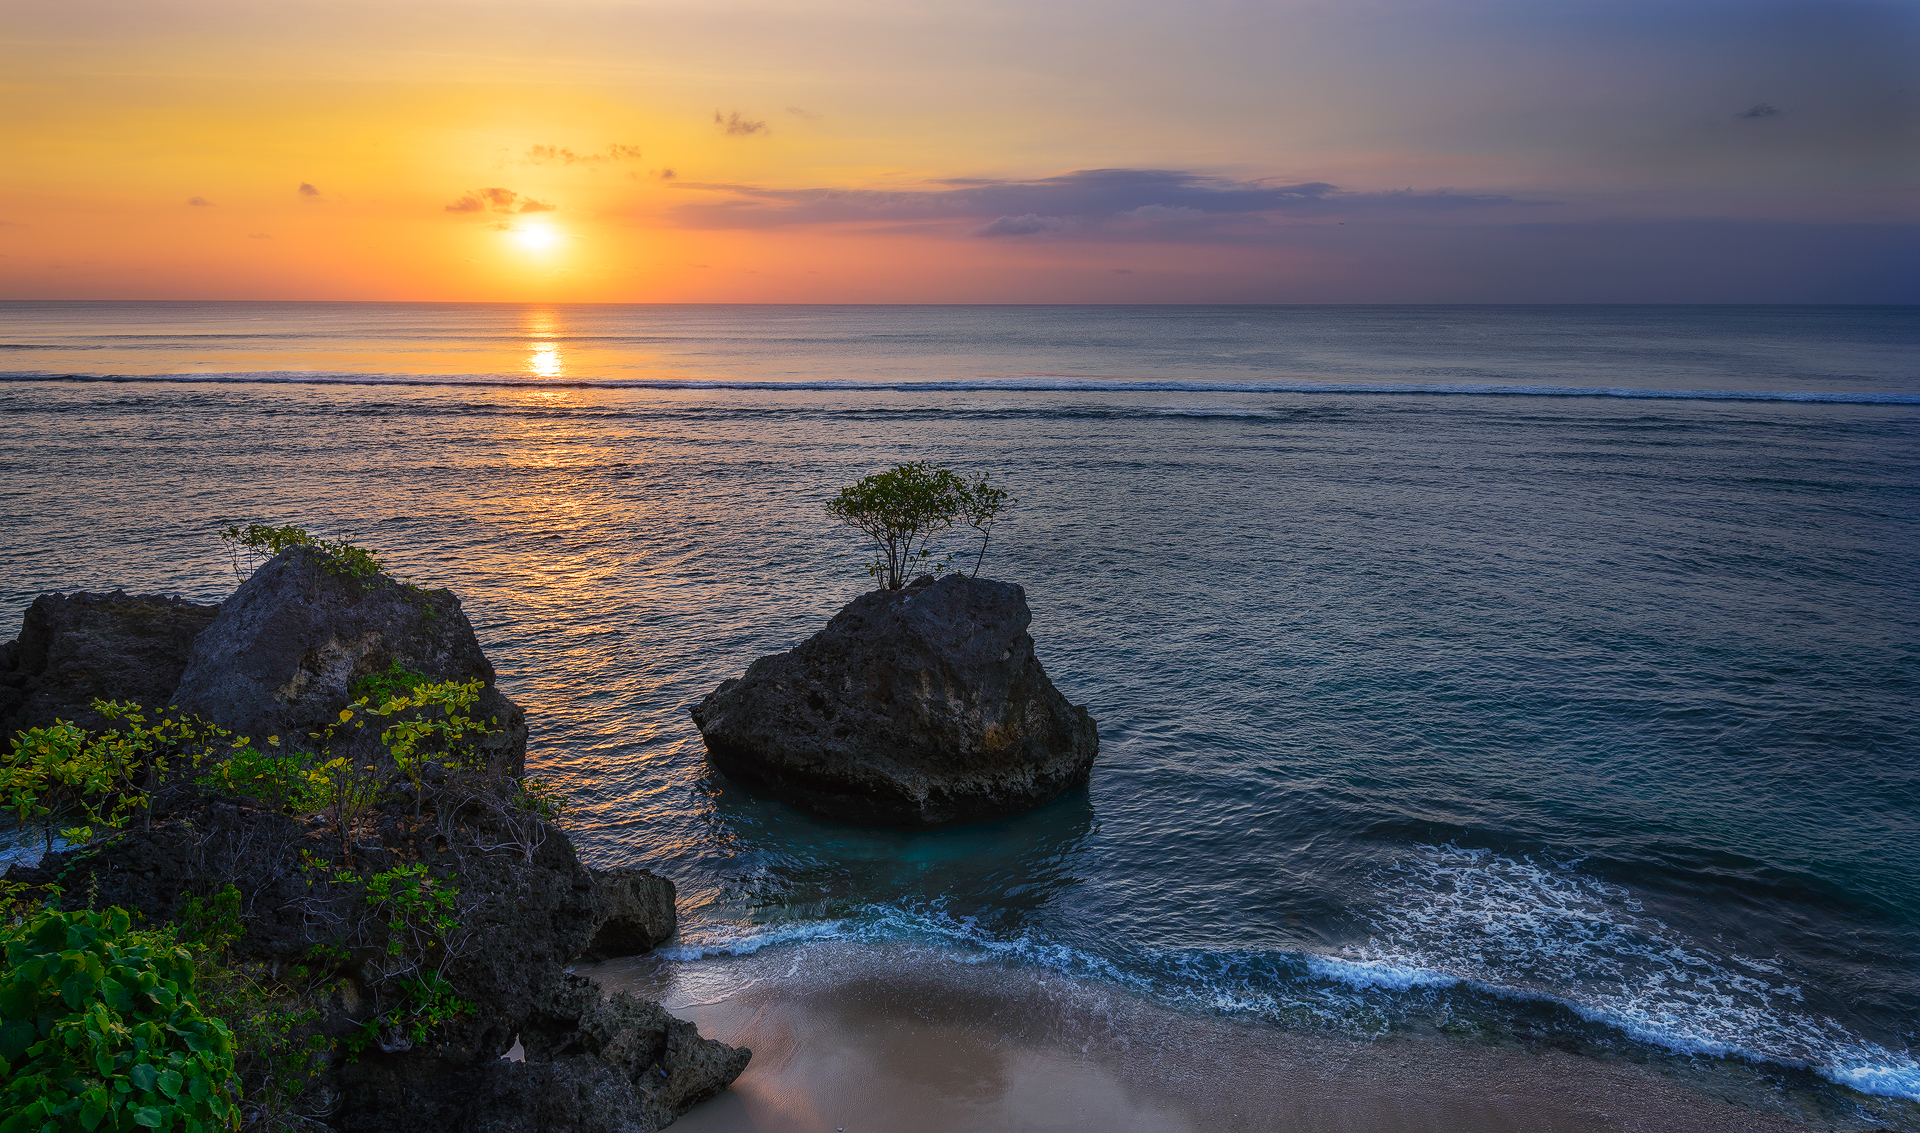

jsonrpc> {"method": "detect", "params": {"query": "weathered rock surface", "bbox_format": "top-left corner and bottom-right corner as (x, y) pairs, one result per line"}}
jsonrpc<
(170, 546), (527, 773)
(468, 976), (750, 1133)
(0, 591), (219, 738)
(582, 867), (678, 960)
(690, 574), (1098, 826)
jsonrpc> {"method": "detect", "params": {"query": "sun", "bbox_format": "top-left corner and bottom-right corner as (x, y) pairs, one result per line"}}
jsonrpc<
(512, 223), (561, 251)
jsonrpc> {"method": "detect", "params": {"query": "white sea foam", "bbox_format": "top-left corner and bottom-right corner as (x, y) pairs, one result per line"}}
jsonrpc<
(2, 369), (1916, 403)
(658, 852), (1920, 1101)
(1343, 844), (1920, 1101)
(652, 918), (848, 961)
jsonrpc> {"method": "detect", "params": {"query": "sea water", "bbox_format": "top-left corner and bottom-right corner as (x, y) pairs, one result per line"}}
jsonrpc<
(2, 302), (1916, 1121)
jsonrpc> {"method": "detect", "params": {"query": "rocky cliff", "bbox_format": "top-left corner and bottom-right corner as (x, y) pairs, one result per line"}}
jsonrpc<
(1, 549), (744, 1133)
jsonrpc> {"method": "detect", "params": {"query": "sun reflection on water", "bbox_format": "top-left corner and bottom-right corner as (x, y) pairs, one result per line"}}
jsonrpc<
(525, 309), (564, 378)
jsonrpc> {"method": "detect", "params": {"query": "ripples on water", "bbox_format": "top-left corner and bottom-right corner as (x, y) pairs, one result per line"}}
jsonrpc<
(1, 303), (1917, 1121)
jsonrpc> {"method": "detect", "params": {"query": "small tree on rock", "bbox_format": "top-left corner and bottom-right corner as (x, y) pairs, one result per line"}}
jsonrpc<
(827, 462), (1013, 589)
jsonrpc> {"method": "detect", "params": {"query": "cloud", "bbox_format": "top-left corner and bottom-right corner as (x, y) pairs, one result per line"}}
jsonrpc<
(974, 214), (1071, 237)
(714, 111), (768, 136)
(667, 167), (1535, 235)
(298, 183), (320, 197)
(186, 196), (214, 207)
(657, 168), (677, 180)
(525, 144), (643, 165)
(246, 233), (270, 239)
(1124, 204), (1206, 220)
(1738, 103), (1783, 118)
(786, 106), (818, 120)
(445, 187), (556, 214)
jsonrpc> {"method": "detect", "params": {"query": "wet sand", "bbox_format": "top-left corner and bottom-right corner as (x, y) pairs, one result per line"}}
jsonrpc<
(582, 944), (1893, 1133)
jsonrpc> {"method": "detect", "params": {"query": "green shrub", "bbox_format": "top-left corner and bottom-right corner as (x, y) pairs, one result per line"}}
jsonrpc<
(347, 661), (428, 709)
(827, 462), (1014, 589)
(0, 907), (240, 1133)
(219, 524), (384, 582)
(194, 743), (320, 815)
(2, 704), (236, 852)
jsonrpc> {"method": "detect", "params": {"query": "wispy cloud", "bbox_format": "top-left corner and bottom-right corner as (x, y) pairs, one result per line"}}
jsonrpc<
(297, 182), (320, 197)
(973, 214), (1071, 237)
(1738, 103), (1783, 119)
(715, 110), (768, 136)
(186, 196), (214, 207)
(668, 167), (1536, 237)
(246, 232), (270, 239)
(524, 143), (643, 165)
(444, 187), (556, 214)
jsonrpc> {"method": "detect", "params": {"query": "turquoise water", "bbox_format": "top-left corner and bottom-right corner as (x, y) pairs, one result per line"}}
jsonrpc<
(3, 302), (1917, 1121)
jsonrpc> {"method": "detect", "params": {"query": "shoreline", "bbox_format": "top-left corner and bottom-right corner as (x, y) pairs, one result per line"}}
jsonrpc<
(583, 941), (1903, 1133)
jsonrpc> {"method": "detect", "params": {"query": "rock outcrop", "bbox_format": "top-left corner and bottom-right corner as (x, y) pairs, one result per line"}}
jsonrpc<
(1, 551), (744, 1133)
(170, 546), (527, 773)
(470, 976), (750, 1133)
(691, 574), (1098, 826)
(0, 591), (219, 738)
(582, 868), (678, 961)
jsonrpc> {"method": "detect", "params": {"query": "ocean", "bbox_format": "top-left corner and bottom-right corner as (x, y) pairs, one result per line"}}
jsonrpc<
(2, 301), (1916, 1124)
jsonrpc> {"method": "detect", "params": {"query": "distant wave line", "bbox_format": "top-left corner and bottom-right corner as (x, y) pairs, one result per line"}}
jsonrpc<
(1, 370), (1915, 404)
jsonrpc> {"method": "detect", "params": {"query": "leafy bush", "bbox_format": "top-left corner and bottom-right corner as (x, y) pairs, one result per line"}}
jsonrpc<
(0, 907), (241, 1133)
(173, 889), (333, 1129)
(347, 661), (428, 708)
(2, 704), (237, 852)
(219, 524), (384, 583)
(194, 742), (319, 815)
(826, 462), (1015, 589)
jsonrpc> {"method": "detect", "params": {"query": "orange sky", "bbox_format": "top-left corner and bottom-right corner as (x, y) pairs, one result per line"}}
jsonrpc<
(3, 0), (1914, 302)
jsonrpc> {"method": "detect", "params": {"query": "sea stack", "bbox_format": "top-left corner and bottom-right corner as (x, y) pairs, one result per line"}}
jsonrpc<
(690, 574), (1098, 827)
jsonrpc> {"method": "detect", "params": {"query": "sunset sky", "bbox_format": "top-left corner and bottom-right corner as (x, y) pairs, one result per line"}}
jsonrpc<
(3, 0), (1914, 303)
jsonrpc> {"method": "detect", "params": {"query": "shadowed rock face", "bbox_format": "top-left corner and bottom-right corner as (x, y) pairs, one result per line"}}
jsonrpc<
(170, 546), (527, 773)
(690, 575), (1098, 827)
(469, 976), (751, 1133)
(582, 868), (678, 961)
(0, 591), (219, 738)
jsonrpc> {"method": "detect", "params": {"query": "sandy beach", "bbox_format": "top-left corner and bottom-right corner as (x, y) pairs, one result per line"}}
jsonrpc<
(582, 943), (1893, 1133)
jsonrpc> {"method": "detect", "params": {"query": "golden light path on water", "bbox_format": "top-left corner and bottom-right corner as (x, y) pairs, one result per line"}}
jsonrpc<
(526, 309), (565, 378)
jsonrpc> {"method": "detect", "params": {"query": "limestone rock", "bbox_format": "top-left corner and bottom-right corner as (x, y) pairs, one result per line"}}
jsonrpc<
(582, 868), (678, 960)
(0, 591), (219, 738)
(691, 574), (1098, 827)
(170, 546), (527, 773)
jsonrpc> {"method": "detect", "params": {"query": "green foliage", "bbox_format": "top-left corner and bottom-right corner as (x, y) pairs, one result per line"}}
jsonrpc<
(347, 661), (428, 708)
(194, 742), (320, 815)
(512, 778), (567, 826)
(341, 971), (470, 1059)
(309, 863), (473, 1060)
(2, 704), (238, 852)
(339, 678), (491, 816)
(173, 889), (333, 1129)
(0, 907), (240, 1133)
(173, 888), (243, 958)
(219, 524), (384, 583)
(826, 462), (1015, 589)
